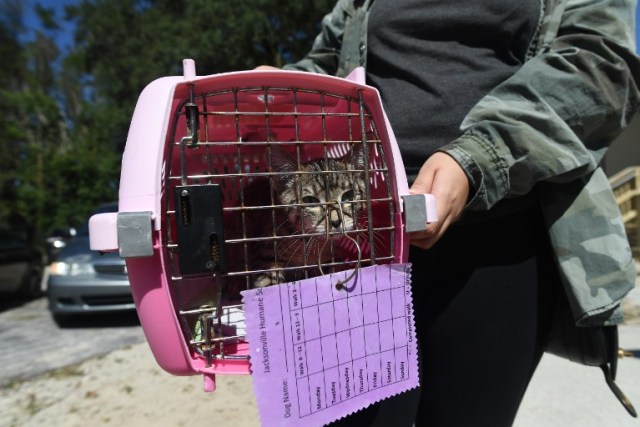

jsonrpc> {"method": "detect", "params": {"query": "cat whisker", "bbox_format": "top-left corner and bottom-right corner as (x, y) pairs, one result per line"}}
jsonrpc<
(281, 238), (305, 264)
(279, 235), (318, 269)
(271, 218), (296, 235)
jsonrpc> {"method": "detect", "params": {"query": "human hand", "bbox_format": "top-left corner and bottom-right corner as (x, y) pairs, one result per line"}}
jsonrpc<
(408, 152), (470, 249)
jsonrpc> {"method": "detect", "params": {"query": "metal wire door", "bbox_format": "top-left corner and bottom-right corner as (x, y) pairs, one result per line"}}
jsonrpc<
(161, 83), (397, 365)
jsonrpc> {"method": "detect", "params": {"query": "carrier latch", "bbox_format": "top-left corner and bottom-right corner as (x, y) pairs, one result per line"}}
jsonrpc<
(402, 194), (437, 233)
(117, 211), (154, 258)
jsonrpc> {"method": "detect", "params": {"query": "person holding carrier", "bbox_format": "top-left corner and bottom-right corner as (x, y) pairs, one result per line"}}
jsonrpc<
(258, 0), (640, 425)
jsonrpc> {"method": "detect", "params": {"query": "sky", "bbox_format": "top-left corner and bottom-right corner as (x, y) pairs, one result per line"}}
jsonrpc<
(22, 0), (76, 51)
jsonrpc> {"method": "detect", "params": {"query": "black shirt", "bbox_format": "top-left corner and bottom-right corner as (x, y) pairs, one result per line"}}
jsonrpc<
(366, 0), (541, 183)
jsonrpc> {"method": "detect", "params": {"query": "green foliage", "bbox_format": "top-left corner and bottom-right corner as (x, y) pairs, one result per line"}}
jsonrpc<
(0, 1), (26, 90)
(66, 0), (334, 148)
(1, 0), (333, 242)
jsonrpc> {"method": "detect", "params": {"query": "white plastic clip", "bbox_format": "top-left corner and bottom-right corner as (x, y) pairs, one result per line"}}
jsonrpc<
(183, 58), (196, 80)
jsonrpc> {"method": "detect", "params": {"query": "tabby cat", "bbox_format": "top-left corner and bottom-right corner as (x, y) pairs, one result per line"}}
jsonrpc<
(242, 145), (367, 287)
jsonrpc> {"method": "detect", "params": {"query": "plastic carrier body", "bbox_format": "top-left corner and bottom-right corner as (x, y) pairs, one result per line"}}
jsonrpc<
(89, 59), (435, 392)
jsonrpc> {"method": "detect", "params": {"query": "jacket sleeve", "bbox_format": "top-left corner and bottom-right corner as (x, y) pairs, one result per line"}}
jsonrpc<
(441, 0), (640, 211)
(281, 0), (348, 75)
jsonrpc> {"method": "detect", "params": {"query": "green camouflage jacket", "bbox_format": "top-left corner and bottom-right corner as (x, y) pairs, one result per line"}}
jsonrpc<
(284, 0), (640, 326)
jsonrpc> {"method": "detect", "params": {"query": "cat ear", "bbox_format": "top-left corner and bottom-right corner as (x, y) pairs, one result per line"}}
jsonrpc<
(347, 143), (366, 170)
(268, 145), (297, 190)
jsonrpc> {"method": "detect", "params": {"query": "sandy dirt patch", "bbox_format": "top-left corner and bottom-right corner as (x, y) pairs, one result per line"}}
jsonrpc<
(0, 342), (259, 427)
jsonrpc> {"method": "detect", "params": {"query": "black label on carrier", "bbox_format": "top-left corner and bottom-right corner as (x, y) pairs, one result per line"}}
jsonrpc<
(174, 184), (227, 275)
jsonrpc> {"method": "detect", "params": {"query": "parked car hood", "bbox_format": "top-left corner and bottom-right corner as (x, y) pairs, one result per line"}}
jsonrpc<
(56, 236), (122, 264)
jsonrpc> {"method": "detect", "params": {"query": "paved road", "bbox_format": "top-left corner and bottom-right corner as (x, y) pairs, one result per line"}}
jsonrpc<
(515, 322), (640, 427)
(0, 296), (145, 386)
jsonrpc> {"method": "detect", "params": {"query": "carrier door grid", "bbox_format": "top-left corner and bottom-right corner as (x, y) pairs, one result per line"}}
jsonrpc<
(163, 83), (397, 364)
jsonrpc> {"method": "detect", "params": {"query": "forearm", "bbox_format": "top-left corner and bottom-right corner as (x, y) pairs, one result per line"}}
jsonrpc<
(442, 0), (640, 210)
(282, 0), (348, 75)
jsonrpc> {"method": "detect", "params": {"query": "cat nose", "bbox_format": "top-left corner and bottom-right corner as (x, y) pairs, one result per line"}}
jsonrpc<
(329, 210), (342, 229)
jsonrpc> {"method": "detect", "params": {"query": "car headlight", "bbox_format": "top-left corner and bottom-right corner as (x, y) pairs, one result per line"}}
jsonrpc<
(49, 261), (95, 276)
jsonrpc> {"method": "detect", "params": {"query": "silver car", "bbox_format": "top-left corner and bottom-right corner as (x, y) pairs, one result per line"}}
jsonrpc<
(47, 204), (135, 325)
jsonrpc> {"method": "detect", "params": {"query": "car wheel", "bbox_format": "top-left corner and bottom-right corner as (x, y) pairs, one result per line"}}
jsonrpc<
(19, 264), (43, 298)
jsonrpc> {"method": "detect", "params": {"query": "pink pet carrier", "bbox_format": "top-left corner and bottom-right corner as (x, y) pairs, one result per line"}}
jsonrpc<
(89, 59), (436, 392)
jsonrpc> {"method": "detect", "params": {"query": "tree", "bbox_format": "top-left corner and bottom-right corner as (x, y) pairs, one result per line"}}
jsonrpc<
(0, 0), (27, 223)
(0, 1), (121, 240)
(67, 0), (334, 150)
(1, 0), (335, 242)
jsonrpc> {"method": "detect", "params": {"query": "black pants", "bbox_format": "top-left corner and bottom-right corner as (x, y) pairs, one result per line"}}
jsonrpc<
(328, 203), (561, 427)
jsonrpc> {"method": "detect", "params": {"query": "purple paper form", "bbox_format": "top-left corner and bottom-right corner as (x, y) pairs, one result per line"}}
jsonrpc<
(241, 263), (419, 427)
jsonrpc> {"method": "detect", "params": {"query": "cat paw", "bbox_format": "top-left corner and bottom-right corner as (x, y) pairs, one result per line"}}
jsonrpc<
(254, 271), (286, 287)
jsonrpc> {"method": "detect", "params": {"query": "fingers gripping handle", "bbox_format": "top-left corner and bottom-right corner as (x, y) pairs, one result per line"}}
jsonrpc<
(402, 194), (437, 233)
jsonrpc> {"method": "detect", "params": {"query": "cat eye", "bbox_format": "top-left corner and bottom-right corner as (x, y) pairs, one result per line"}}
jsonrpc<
(302, 195), (320, 205)
(341, 190), (354, 202)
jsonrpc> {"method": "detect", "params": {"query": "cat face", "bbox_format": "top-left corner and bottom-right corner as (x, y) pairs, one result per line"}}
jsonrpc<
(271, 146), (366, 235)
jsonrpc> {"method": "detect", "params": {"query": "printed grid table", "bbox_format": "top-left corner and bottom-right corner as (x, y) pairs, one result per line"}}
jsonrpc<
(242, 264), (419, 427)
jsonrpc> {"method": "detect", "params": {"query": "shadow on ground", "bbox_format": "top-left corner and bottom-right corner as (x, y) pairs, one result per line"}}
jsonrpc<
(53, 310), (141, 329)
(0, 293), (43, 313)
